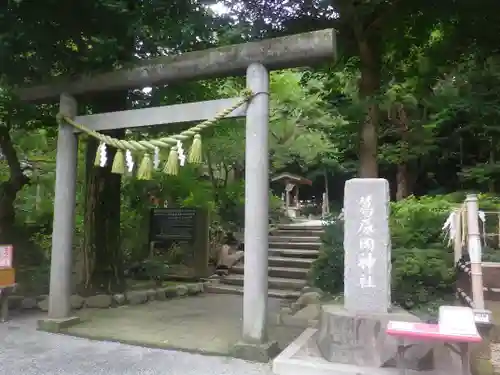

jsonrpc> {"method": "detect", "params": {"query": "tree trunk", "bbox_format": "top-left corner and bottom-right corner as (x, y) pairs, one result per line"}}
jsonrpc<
(78, 92), (127, 295)
(323, 168), (330, 213)
(395, 164), (411, 201)
(358, 37), (381, 178)
(489, 138), (495, 193)
(393, 104), (413, 200)
(0, 126), (29, 245)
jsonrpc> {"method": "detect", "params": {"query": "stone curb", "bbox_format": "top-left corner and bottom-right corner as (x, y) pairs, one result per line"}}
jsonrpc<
(6, 282), (208, 312)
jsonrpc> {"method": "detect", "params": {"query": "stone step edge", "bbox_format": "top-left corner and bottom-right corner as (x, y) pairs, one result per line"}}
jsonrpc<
(268, 256), (315, 263)
(223, 274), (306, 284)
(205, 284), (300, 299)
(232, 265), (309, 273)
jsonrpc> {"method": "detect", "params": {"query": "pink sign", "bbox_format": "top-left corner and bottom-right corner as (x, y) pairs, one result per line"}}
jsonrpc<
(0, 245), (13, 268)
(386, 320), (481, 343)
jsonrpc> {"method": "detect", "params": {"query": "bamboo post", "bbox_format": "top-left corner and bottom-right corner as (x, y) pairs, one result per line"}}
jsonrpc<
(497, 213), (500, 248)
(465, 194), (485, 309)
(454, 208), (463, 264)
(322, 192), (327, 219)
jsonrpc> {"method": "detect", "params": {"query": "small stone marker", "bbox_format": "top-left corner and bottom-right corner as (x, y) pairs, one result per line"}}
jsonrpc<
(343, 178), (391, 313)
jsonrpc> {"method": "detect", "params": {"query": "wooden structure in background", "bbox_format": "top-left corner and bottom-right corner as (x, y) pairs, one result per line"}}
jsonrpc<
(271, 173), (312, 218)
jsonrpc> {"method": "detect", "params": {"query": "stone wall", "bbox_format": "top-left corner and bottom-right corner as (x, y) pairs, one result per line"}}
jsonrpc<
(6, 282), (206, 312)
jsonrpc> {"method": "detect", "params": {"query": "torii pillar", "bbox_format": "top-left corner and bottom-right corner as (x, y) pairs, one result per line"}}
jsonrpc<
(15, 29), (337, 361)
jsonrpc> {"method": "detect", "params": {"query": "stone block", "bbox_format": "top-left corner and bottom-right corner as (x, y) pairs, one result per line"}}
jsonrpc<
(316, 304), (432, 368)
(301, 286), (323, 295)
(164, 286), (178, 298)
(38, 298), (49, 312)
(126, 290), (148, 305)
(296, 291), (322, 307)
(21, 297), (38, 309)
(70, 295), (85, 309)
(231, 340), (280, 363)
(343, 178), (391, 313)
(112, 294), (126, 306)
(273, 328), (456, 375)
(146, 289), (156, 301)
(155, 288), (167, 301)
(38, 316), (80, 333)
(176, 284), (189, 296)
(295, 304), (321, 321)
(85, 294), (112, 308)
(187, 283), (201, 295)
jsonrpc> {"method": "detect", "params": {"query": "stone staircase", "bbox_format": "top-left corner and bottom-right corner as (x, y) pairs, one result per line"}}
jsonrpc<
(207, 223), (323, 300)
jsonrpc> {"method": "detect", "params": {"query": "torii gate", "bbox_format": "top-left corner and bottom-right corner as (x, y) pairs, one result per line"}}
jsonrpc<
(15, 29), (336, 360)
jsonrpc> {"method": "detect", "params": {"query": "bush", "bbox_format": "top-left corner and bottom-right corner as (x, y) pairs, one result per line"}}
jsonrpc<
(390, 195), (455, 248)
(391, 247), (454, 308)
(309, 219), (344, 295)
(310, 194), (463, 309)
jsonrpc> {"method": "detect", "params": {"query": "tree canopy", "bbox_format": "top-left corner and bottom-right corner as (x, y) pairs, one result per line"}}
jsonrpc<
(1, 0), (500, 294)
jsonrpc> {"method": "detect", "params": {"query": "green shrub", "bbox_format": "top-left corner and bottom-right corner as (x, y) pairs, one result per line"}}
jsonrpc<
(390, 195), (456, 248)
(309, 219), (344, 295)
(310, 194), (464, 309)
(391, 247), (454, 308)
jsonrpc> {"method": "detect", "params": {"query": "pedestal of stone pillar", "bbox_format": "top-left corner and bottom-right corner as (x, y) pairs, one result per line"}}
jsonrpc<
(316, 304), (435, 370)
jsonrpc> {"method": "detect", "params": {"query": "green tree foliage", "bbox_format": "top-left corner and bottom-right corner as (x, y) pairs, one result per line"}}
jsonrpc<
(2, 0), (500, 305)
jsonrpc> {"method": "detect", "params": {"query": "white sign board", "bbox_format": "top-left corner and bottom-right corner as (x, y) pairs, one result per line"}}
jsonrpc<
(474, 309), (492, 325)
(438, 306), (478, 337)
(0, 245), (13, 268)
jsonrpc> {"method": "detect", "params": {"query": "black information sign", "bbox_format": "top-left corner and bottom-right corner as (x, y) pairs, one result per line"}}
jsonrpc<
(149, 208), (198, 245)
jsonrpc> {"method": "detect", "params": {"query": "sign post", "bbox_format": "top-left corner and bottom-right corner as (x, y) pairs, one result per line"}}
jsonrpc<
(0, 244), (15, 322)
(148, 208), (209, 279)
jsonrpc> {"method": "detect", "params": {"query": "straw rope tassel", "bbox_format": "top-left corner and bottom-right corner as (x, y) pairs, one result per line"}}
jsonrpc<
(164, 147), (179, 175)
(137, 153), (153, 180)
(188, 134), (202, 164)
(111, 149), (125, 174)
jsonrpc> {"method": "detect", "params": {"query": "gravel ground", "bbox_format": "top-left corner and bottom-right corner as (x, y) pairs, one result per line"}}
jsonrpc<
(492, 343), (500, 373)
(0, 313), (274, 375)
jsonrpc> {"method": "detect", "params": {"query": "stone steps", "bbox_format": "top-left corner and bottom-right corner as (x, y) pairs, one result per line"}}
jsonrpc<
(267, 236), (322, 243)
(207, 222), (323, 300)
(277, 224), (323, 231)
(221, 274), (307, 290)
(268, 249), (319, 258)
(232, 265), (309, 279)
(268, 256), (314, 268)
(204, 284), (301, 300)
(268, 241), (321, 250)
(272, 229), (323, 237)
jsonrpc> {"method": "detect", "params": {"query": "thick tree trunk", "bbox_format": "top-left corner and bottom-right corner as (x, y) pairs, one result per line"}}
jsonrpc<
(395, 164), (411, 201)
(78, 92), (126, 295)
(323, 168), (330, 213)
(394, 104), (413, 200)
(0, 183), (17, 243)
(358, 37), (381, 178)
(0, 126), (29, 245)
